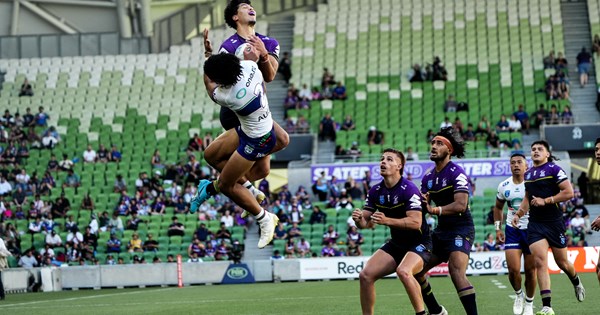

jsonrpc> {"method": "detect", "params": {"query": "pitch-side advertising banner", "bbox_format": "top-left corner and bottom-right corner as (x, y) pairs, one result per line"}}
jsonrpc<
(298, 248), (599, 280)
(311, 159), (516, 182)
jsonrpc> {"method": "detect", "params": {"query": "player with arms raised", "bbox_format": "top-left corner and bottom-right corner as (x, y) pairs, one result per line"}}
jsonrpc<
(493, 153), (536, 315)
(511, 140), (584, 315)
(352, 149), (431, 315)
(416, 127), (477, 315)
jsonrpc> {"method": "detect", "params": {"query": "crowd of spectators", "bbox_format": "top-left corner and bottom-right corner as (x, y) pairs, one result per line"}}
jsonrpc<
(408, 57), (448, 82)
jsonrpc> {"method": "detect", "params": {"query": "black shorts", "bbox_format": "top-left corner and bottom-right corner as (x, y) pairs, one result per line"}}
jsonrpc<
(220, 107), (241, 130)
(431, 228), (475, 262)
(380, 240), (432, 266)
(527, 220), (567, 248)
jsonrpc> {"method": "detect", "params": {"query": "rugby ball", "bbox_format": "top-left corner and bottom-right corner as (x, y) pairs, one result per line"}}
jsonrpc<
(235, 43), (258, 62)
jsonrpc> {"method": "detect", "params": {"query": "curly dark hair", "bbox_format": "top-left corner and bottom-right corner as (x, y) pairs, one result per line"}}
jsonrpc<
(204, 53), (243, 87)
(596, 137), (600, 145)
(435, 127), (467, 158)
(383, 148), (406, 175)
(224, 0), (252, 29)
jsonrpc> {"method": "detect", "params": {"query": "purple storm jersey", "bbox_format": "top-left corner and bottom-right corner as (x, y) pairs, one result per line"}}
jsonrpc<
(364, 177), (430, 245)
(420, 161), (474, 231)
(219, 32), (280, 61)
(524, 162), (568, 223)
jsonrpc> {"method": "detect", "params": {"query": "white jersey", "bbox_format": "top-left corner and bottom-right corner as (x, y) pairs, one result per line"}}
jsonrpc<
(212, 60), (273, 138)
(496, 177), (529, 229)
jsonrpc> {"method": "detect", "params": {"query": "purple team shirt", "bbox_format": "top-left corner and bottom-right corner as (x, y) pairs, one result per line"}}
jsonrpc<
(219, 32), (280, 61)
(524, 162), (568, 223)
(364, 177), (429, 246)
(420, 161), (474, 231)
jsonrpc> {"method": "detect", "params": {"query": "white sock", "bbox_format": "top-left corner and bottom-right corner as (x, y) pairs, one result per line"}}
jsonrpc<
(243, 181), (254, 190)
(515, 289), (523, 296)
(525, 296), (534, 303)
(255, 208), (267, 221)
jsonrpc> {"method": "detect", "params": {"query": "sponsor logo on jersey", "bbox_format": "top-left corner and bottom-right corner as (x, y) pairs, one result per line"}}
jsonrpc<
(502, 181), (509, 187)
(557, 169), (567, 180)
(456, 174), (469, 189)
(236, 88), (247, 99)
(409, 194), (421, 209)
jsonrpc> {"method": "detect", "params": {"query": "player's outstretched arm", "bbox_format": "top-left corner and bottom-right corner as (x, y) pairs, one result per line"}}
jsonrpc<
(372, 210), (422, 230)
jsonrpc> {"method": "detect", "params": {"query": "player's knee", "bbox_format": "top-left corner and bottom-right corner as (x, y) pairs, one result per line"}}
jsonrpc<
(533, 255), (546, 270)
(555, 258), (571, 271)
(250, 167), (269, 180)
(359, 270), (374, 283)
(396, 268), (412, 283)
(279, 129), (290, 147)
(217, 179), (233, 194)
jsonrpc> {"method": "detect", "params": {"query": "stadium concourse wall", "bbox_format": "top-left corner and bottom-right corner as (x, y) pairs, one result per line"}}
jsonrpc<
(288, 156), (572, 198)
(3, 247), (598, 292)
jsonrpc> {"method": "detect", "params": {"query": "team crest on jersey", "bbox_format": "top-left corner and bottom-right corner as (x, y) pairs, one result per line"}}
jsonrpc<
(393, 195), (399, 205)
(379, 196), (385, 204)
(244, 145), (254, 155)
(526, 173), (531, 180)
(415, 244), (426, 252)
(442, 178), (447, 187)
(427, 180), (433, 189)
(560, 234), (566, 245)
(454, 236), (463, 247)
(540, 170), (545, 177)
(504, 190), (510, 198)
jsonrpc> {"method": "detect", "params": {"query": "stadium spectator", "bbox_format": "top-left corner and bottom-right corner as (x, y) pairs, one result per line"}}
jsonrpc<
(143, 234), (159, 252)
(453, 117), (464, 134)
(475, 115), (491, 137)
(82, 226), (97, 249)
(220, 210), (234, 228)
(284, 238), (296, 257)
(95, 144), (109, 163)
(106, 234), (122, 253)
(507, 115), (522, 133)
(109, 145), (122, 162)
(547, 104), (560, 125)
(28, 217), (43, 234)
(576, 47), (592, 88)
(513, 104), (532, 131)
(555, 52), (568, 71)
(108, 213), (124, 236)
(367, 126), (384, 145)
(283, 117), (295, 134)
(561, 105), (574, 124)
(321, 241), (337, 257)
(126, 212), (144, 230)
(405, 147), (418, 161)
(167, 216), (184, 237)
(444, 94), (458, 112)
(347, 142), (362, 159)
(187, 133), (202, 152)
(486, 130), (500, 150)
(215, 240), (230, 261)
(496, 115), (510, 132)
(45, 230), (62, 248)
(18, 250), (38, 268)
(409, 64), (426, 82)
(127, 233), (143, 253)
(287, 222), (303, 239)
(283, 90), (299, 113)
(296, 238), (311, 257)
(321, 82), (333, 99)
(346, 239), (362, 256)
(215, 223), (232, 243)
(341, 115), (355, 131)
(440, 116), (452, 129)
(296, 115), (310, 133)
(321, 68), (336, 88)
(271, 249), (284, 260)
(62, 169), (81, 190)
(58, 154), (73, 171)
(593, 34), (600, 55)
(82, 145), (97, 163)
(46, 154), (59, 172)
(66, 226), (84, 246)
(194, 223), (212, 242)
(322, 224), (339, 245)
(569, 211), (586, 238)
(80, 193), (94, 211)
(151, 149), (164, 169)
(274, 221), (288, 240)
(289, 205), (304, 225)
(483, 233), (499, 251)
(311, 87), (322, 100)
(532, 104), (548, 128)
(332, 81), (347, 100)
(278, 51), (292, 85)
(113, 174), (127, 193)
(319, 113), (336, 141)
(543, 50), (556, 69)
(202, 132), (213, 151)
(19, 79), (34, 97)
(41, 126), (60, 149)
(298, 84), (311, 101)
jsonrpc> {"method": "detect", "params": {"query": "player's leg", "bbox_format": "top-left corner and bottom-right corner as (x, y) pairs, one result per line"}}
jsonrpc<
(529, 239), (553, 312)
(415, 253), (446, 315)
(551, 245), (585, 301)
(271, 121), (290, 153)
(396, 252), (426, 314)
(523, 252), (537, 315)
(448, 250), (478, 315)
(359, 248), (398, 315)
(505, 248), (525, 315)
(218, 151), (277, 248)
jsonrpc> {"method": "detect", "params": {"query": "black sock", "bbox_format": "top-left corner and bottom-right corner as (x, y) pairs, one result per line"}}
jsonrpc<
(206, 180), (217, 195)
(419, 279), (442, 314)
(416, 311), (426, 315)
(569, 273), (580, 286)
(458, 286), (478, 315)
(541, 290), (551, 307)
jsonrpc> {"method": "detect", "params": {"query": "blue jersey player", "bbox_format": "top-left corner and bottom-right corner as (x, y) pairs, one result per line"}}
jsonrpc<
(415, 127), (477, 315)
(352, 148), (431, 315)
(511, 141), (585, 315)
(201, 1), (289, 206)
(493, 153), (536, 315)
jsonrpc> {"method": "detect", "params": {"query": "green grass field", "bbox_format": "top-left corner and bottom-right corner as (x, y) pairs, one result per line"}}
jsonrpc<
(1, 273), (598, 314)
